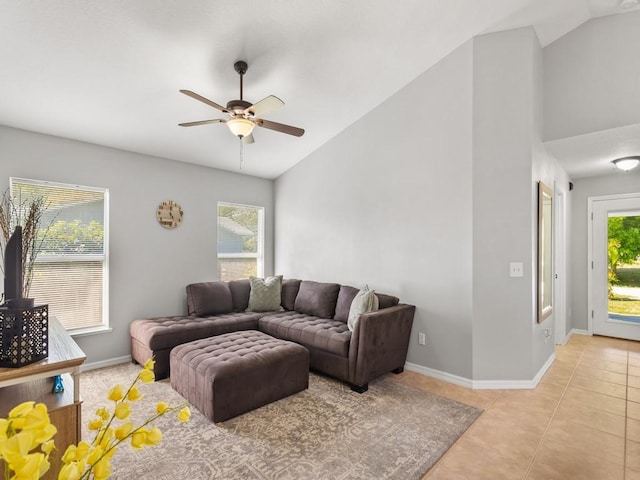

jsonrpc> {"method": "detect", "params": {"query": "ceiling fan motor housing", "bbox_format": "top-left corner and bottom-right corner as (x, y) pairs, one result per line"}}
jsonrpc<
(226, 99), (253, 115)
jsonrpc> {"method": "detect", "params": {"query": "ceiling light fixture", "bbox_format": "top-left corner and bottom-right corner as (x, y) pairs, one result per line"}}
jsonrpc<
(612, 156), (640, 171)
(226, 117), (255, 138)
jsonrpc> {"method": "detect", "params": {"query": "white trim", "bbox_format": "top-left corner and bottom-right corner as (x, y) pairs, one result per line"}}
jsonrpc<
(80, 355), (132, 372)
(405, 362), (473, 388)
(405, 352), (556, 390)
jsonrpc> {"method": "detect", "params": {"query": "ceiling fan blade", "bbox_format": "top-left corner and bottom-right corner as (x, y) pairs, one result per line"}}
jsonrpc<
(256, 118), (305, 137)
(242, 133), (255, 144)
(180, 90), (227, 112)
(178, 119), (225, 127)
(245, 95), (284, 117)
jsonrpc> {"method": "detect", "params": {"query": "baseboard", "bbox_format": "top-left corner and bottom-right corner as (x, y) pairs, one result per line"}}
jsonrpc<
(405, 352), (556, 390)
(81, 355), (132, 372)
(405, 362), (473, 389)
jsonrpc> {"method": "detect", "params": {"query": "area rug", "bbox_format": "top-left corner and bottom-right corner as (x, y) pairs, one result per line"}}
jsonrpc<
(80, 363), (481, 480)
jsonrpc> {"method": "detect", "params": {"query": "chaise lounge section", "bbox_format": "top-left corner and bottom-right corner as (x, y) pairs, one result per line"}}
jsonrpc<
(130, 278), (415, 392)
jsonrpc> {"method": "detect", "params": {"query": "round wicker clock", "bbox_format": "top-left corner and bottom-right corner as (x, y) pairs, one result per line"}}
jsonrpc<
(156, 200), (183, 229)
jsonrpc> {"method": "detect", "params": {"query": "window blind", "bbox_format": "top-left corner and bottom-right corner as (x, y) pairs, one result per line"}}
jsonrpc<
(10, 178), (108, 332)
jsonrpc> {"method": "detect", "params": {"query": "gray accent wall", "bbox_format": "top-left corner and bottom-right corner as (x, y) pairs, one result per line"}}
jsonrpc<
(0, 125), (273, 365)
(275, 27), (570, 383)
(275, 41), (475, 379)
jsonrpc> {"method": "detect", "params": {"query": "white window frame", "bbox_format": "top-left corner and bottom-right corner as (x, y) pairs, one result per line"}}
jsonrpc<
(10, 177), (110, 335)
(217, 202), (264, 280)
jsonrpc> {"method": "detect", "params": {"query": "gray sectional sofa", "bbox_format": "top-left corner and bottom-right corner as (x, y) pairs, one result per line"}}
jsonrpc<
(130, 278), (416, 392)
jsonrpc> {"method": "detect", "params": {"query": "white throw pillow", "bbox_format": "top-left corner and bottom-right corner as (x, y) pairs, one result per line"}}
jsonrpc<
(347, 285), (379, 331)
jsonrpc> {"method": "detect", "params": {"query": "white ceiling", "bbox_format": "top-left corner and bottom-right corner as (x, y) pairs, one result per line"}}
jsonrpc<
(0, 0), (638, 179)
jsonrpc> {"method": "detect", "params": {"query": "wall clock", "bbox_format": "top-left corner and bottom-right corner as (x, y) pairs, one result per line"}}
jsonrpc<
(156, 200), (183, 229)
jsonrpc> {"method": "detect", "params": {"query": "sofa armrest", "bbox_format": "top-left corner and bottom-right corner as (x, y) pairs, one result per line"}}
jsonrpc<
(348, 304), (416, 387)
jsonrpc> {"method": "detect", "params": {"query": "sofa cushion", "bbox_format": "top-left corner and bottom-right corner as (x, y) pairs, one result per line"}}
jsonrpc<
(377, 293), (400, 309)
(281, 278), (302, 311)
(186, 282), (233, 316)
(247, 276), (285, 312)
(294, 281), (340, 318)
(259, 312), (351, 357)
(130, 312), (261, 350)
(334, 285), (359, 322)
(347, 286), (379, 331)
(228, 279), (251, 312)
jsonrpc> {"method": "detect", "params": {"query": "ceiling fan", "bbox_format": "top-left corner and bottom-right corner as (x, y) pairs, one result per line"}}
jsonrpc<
(179, 60), (304, 144)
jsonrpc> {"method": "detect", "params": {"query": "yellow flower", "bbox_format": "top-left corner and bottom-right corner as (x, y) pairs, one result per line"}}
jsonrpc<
(58, 460), (85, 480)
(61, 444), (78, 463)
(156, 402), (169, 414)
(143, 358), (155, 371)
(13, 451), (49, 479)
(178, 407), (191, 423)
(92, 457), (112, 480)
(96, 406), (110, 421)
(114, 402), (131, 420)
(8, 401), (35, 418)
(76, 441), (91, 460)
(0, 418), (9, 439)
(0, 430), (34, 465)
(130, 430), (146, 449)
(41, 439), (55, 455)
(139, 369), (155, 383)
(126, 385), (143, 402)
(107, 384), (124, 402)
(22, 403), (49, 431)
(114, 422), (132, 441)
(86, 445), (103, 465)
(146, 427), (162, 446)
(33, 423), (57, 445)
(88, 418), (103, 431)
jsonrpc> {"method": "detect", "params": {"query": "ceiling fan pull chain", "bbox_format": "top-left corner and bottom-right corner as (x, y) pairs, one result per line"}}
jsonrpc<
(239, 138), (244, 170)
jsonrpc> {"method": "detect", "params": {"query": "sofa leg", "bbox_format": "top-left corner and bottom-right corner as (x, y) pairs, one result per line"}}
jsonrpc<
(392, 367), (404, 374)
(350, 383), (368, 394)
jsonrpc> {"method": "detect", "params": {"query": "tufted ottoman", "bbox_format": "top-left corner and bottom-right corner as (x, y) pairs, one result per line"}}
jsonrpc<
(170, 330), (309, 422)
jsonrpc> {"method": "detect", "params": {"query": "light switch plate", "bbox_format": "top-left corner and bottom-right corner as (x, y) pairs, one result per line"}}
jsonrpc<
(510, 262), (524, 277)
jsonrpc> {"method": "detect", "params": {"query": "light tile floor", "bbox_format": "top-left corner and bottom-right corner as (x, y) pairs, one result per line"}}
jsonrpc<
(391, 334), (640, 479)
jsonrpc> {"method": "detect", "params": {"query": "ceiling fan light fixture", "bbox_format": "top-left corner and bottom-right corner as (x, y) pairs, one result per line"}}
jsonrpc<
(227, 117), (255, 138)
(612, 156), (640, 171)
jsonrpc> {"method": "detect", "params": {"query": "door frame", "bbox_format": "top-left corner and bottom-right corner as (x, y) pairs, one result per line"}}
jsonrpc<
(554, 189), (566, 344)
(587, 192), (640, 336)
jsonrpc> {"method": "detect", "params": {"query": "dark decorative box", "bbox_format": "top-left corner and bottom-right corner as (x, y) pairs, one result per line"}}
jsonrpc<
(0, 304), (49, 368)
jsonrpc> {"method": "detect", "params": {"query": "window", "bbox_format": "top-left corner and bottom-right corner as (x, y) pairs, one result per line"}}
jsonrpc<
(10, 178), (108, 333)
(217, 202), (263, 281)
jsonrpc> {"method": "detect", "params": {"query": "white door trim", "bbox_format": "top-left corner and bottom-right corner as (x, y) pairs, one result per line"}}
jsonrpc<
(587, 192), (640, 337)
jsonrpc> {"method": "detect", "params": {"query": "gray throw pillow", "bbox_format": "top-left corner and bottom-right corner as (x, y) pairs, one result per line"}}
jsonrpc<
(347, 285), (379, 331)
(247, 276), (284, 312)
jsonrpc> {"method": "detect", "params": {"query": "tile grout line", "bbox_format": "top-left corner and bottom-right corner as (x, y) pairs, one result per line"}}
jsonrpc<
(521, 345), (586, 480)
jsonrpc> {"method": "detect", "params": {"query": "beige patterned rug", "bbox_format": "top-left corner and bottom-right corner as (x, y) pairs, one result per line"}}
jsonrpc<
(80, 363), (481, 480)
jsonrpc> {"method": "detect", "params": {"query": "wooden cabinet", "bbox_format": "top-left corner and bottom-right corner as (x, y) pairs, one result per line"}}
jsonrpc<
(0, 318), (86, 480)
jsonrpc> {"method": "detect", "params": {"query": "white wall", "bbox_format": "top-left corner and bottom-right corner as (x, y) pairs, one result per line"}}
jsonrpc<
(471, 28), (567, 381)
(543, 10), (640, 141)
(275, 26), (573, 384)
(471, 29), (538, 381)
(275, 41), (475, 379)
(0, 125), (273, 365)
(570, 170), (640, 332)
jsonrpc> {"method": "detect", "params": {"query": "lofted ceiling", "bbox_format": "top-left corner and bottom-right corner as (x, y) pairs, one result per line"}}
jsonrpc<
(0, 0), (638, 179)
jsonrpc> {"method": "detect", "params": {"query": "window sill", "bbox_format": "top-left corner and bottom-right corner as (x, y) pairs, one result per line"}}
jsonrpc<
(68, 325), (113, 338)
